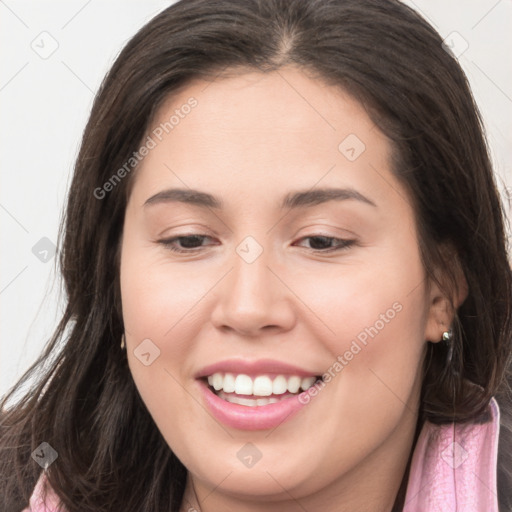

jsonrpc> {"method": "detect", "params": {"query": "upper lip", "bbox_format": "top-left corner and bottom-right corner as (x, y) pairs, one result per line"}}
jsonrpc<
(195, 358), (321, 379)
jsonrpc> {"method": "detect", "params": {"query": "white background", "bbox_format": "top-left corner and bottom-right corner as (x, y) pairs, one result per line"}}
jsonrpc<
(1, 0), (511, 398)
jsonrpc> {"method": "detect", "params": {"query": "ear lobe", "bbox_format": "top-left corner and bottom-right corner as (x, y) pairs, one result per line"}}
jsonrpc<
(424, 292), (453, 343)
(424, 244), (468, 343)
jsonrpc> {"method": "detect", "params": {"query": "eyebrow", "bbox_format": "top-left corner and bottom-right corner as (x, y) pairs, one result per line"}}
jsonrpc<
(143, 187), (377, 210)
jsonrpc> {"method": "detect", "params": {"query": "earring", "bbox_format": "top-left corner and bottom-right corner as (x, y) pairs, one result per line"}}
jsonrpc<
(442, 329), (452, 341)
(120, 334), (126, 350)
(442, 328), (453, 366)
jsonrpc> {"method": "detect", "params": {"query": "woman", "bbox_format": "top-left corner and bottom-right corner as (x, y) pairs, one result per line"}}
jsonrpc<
(1, 0), (511, 510)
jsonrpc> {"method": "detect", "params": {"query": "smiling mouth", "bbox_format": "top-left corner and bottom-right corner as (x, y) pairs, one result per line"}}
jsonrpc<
(202, 372), (324, 407)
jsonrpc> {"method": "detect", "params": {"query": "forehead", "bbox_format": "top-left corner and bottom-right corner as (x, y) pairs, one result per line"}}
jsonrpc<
(128, 65), (403, 213)
(149, 65), (381, 149)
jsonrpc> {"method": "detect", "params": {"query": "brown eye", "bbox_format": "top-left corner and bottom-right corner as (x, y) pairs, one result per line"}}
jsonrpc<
(293, 235), (356, 253)
(158, 234), (214, 253)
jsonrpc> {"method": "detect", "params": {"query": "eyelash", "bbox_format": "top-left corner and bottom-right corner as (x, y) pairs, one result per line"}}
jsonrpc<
(156, 234), (356, 254)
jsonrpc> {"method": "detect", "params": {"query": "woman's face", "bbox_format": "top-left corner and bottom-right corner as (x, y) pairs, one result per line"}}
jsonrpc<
(120, 66), (447, 509)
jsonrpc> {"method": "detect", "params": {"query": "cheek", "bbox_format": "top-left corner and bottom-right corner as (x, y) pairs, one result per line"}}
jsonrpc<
(120, 240), (208, 343)
(296, 239), (427, 362)
(302, 238), (428, 416)
(119, 244), (210, 452)
(119, 238), (201, 396)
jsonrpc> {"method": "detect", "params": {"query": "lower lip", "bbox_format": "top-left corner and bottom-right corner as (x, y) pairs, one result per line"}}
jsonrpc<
(197, 379), (314, 430)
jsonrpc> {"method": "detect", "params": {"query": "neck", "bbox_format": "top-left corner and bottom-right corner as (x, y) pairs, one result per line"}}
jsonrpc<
(390, 408), (424, 512)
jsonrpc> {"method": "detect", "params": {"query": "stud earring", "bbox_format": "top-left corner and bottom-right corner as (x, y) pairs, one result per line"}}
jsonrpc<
(442, 329), (452, 341)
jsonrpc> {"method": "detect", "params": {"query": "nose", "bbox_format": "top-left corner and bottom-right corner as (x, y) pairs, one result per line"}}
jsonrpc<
(210, 243), (296, 337)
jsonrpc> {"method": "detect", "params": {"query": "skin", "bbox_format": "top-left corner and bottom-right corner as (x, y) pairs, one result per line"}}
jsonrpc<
(119, 65), (466, 512)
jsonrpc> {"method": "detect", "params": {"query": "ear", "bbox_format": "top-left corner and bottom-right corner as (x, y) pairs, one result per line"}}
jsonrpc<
(424, 244), (468, 343)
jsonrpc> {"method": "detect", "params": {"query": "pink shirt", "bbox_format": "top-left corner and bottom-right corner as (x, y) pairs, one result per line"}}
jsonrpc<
(23, 397), (500, 511)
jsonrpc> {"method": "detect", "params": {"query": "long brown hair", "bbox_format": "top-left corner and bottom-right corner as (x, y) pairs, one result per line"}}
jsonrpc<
(2, 0), (511, 510)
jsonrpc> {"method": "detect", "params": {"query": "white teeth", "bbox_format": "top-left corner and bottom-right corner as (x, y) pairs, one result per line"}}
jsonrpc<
(211, 373), (223, 391)
(287, 376), (301, 393)
(223, 373), (236, 393)
(301, 376), (316, 391)
(228, 396), (258, 407)
(272, 375), (288, 395)
(253, 376), (273, 396)
(255, 397), (280, 405)
(206, 372), (320, 396)
(218, 391), (287, 406)
(234, 374), (253, 395)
